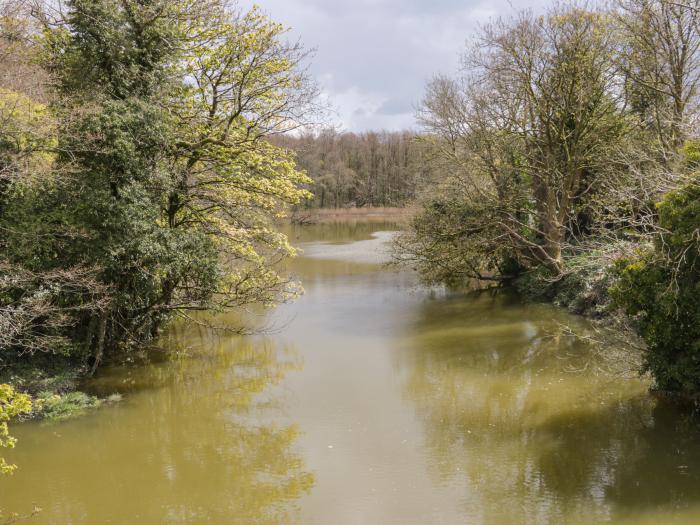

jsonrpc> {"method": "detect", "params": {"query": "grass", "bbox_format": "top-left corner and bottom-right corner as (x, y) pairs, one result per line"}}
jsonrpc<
(292, 206), (416, 223)
(0, 355), (121, 421)
(33, 391), (102, 421)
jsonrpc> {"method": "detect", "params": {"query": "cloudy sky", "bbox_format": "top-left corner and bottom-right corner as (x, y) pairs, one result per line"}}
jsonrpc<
(239, 0), (545, 132)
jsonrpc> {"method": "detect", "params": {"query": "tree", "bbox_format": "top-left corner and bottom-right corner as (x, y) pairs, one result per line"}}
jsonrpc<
(0, 383), (31, 475)
(0, 1), (107, 362)
(402, 6), (628, 282)
(612, 174), (700, 396)
(584, 0), (700, 248)
(274, 129), (433, 209)
(0, 383), (35, 525)
(163, 4), (316, 313)
(0, 0), (317, 372)
(617, 0), (700, 153)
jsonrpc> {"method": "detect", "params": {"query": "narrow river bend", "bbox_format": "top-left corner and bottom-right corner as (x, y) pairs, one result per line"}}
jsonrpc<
(3, 221), (700, 525)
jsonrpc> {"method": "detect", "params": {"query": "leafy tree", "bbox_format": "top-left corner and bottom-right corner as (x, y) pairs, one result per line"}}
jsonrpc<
(0, 383), (31, 475)
(0, 3), (107, 362)
(401, 6), (629, 282)
(612, 176), (700, 396)
(0, 0), (316, 372)
(0, 383), (36, 525)
(164, 4), (316, 312)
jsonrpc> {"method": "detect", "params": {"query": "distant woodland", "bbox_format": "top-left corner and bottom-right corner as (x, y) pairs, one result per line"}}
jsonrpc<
(274, 130), (435, 209)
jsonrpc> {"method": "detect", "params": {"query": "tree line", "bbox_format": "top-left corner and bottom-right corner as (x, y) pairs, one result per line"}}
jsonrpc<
(274, 130), (434, 209)
(398, 0), (700, 399)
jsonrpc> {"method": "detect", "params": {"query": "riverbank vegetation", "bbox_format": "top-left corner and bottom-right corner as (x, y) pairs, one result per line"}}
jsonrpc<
(398, 0), (700, 399)
(0, 0), (316, 420)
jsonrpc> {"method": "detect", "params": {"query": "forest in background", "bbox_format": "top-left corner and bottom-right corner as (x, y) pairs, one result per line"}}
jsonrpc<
(273, 130), (433, 209)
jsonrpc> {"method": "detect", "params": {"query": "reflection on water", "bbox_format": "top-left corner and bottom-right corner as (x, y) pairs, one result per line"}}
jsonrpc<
(282, 220), (397, 246)
(3, 221), (700, 525)
(396, 290), (700, 525)
(0, 330), (313, 525)
(297, 231), (396, 265)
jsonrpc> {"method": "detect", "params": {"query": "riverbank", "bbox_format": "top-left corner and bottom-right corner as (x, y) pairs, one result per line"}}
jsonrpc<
(291, 206), (415, 223)
(0, 357), (114, 421)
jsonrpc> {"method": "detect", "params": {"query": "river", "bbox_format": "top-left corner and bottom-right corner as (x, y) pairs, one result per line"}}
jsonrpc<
(2, 220), (700, 524)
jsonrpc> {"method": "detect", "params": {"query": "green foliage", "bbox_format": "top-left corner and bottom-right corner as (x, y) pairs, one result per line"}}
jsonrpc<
(611, 179), (700, 395)
(397, 194), (525, 287)
(33, 1), (199, 359)
(44, 0), (180, 99)
(0, 384), (31, 475)
(1, 0), (315, 373)
(513, 266), (558, 301)
(33, 391), (101, 421)
(515, 254), (617, 317)
(402, 6), (630, 282)
(682, 141), (700, 170)
(0, 358), (81, 396)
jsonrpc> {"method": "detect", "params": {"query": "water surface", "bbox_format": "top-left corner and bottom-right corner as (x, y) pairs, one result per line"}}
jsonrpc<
(3, 221), (700, 524)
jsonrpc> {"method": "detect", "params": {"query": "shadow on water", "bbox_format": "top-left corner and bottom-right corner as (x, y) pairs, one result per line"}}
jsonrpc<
(395, 291), (700, 524)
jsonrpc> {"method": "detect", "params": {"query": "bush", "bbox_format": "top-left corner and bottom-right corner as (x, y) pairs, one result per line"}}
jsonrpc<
(611, 179), (700, 397)
(515, 251), (617, 317)
(0, 384), (32, 474)
(34, 391), (101, 421)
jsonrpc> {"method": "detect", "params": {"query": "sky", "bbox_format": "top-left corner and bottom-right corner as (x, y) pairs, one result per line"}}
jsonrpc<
(239, 0), (544, 132)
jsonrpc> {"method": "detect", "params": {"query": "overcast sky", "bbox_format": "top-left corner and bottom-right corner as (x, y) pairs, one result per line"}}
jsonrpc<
(239, 0), (545, 132)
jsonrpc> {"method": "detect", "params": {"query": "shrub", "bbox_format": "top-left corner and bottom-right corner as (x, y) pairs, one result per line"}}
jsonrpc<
(0, 384), (32, 474)
(34, 391), (101, 421)
(611, 179), (700, 396)
(515, 250), (617, 317)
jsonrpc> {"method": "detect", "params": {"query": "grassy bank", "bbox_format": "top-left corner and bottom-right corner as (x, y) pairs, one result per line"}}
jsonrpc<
(0, 358), (114, 421)
(292, 206), (415, 223)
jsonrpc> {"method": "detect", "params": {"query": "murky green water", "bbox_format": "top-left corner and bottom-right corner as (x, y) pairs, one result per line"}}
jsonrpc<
(3, 221), (700, 524)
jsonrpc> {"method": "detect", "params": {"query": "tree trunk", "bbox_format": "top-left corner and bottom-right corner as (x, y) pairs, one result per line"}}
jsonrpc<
(542, 195), (564, 275)
(543, 223), (564, 274)
(89, 313), (107, 377)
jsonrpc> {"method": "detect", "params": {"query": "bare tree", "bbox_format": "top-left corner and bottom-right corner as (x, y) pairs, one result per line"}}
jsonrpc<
(616, 0), (700, 153)
(275, 129), (434, 209)
(413, 7), (627, 276)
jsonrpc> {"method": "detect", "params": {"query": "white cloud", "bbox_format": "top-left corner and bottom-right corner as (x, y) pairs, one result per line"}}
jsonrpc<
(240, 0), (547, 131)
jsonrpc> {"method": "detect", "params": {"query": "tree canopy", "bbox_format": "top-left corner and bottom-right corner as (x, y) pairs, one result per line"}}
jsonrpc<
(0, 0), (316, 372)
